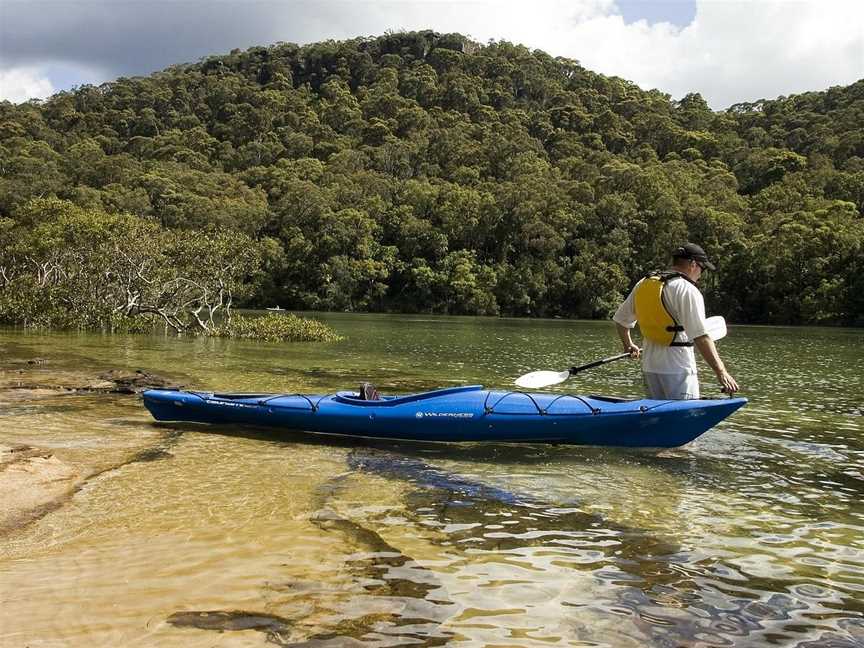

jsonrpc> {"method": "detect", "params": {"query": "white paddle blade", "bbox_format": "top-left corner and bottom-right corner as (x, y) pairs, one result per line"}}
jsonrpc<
(706, 315), (727, 341)
(514, 370), (570, 389)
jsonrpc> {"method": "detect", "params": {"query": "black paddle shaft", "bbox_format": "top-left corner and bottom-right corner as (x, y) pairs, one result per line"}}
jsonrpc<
(569, 352), (632, 376)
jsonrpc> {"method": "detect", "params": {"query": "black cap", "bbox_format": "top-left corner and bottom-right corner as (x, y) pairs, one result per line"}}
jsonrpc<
(673, 243), (716, 270)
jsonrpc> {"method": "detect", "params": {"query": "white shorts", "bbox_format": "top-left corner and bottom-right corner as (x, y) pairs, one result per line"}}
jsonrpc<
(643, 372), (700, 400)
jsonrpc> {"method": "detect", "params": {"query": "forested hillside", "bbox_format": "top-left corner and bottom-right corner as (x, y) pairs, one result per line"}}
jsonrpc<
(1, 31), (862, 326)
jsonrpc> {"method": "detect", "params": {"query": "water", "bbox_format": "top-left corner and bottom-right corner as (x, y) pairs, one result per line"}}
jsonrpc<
(1, 313), (862, 647)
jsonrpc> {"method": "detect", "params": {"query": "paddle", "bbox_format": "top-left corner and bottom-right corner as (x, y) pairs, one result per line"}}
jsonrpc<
(514, 316), (728, 390)
(514, 353), (631, 389)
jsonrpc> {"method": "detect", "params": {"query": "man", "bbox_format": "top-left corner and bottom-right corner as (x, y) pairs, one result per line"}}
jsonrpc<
(613, 243), (739, 399)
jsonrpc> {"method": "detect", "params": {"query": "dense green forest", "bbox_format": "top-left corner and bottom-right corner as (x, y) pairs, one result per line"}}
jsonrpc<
(1, 31), (862, 328)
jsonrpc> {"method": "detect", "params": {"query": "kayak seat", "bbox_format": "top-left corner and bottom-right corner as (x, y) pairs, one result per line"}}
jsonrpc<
(358, 382), (380, 401)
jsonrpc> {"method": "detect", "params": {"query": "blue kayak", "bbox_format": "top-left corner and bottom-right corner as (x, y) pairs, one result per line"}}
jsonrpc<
(142, 385), (746, 448)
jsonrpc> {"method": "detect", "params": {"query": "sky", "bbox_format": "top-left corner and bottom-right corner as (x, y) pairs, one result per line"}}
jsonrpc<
(0, 0), (862, 110)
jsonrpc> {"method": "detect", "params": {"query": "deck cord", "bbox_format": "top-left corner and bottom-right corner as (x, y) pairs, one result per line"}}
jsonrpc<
(483, 391), (600, 416)
(256, 393), (336, 413)
(188, 390), (653, 417)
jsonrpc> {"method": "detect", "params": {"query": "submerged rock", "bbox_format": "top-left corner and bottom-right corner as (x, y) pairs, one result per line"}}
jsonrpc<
(167, 609), (294, 635)
(96, 369), (183, 394)
(0, 359), (183, 397)
(0, 444), (78, 534)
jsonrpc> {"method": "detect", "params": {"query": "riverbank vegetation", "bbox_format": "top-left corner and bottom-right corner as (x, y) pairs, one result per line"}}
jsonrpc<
(217, 312), (344, 342)
(1, 31), (862, 326)
(0, 199), (340, 341)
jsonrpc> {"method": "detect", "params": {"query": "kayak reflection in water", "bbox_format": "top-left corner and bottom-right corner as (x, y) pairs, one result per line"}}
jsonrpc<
(612, 243), (739, 400)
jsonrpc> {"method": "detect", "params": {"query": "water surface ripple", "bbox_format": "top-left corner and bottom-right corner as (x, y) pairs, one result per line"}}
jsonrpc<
(1, 314), (862, 647)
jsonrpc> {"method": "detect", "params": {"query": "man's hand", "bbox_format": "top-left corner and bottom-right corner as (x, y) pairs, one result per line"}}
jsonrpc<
(717, 369), (739, 394)
(624, 343), (641, 359)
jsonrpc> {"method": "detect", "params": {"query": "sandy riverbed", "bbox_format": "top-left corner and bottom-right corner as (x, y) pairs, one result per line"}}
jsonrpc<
(0, 360), (180, 535)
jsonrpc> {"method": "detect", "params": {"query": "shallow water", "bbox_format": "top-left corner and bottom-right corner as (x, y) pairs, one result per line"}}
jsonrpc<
(1, 313), (863, 647)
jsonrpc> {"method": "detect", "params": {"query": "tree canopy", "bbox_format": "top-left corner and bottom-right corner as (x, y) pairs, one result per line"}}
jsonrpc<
(1, 31), (862, 326)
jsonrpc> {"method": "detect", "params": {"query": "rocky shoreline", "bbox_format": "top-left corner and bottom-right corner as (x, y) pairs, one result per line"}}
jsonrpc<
(0, 359), (183, 535)
(1, 359), (183, 396)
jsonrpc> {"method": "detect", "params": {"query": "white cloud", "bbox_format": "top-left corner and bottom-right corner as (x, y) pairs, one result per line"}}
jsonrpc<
(0, 67), (55, 103)
(589, 0), (864, 108)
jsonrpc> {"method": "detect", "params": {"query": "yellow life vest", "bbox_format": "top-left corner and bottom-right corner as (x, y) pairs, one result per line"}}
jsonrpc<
(633, 271), (695, 347)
